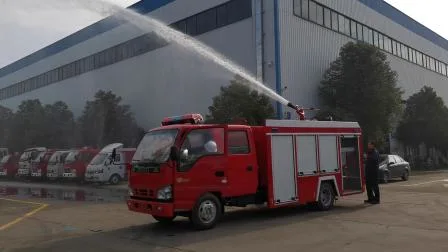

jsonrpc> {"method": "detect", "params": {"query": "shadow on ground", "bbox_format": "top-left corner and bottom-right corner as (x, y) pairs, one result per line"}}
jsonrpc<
(11, 202), (369, 252)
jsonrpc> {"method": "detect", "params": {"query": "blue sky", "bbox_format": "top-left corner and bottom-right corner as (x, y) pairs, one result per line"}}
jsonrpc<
(0, 0), (446, 68)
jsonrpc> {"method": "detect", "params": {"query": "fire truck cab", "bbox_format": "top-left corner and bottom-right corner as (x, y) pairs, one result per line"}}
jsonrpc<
(127, 114), (364, 230)
(17, 147), (47, 177)
(0, 153), (19, 178)
(31, 149), (56, 179)
(63, 147), (100, 181)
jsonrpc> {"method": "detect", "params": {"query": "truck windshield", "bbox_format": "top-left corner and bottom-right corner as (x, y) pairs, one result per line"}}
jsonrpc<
(90, 153), (109, 165)
(48, 153), (61, 165)
(65, 151), (79, 164)
(33, 152), (46, 162)
(19, 152), (31, 161)
(0, 155), (9, 164)
(133, 129), (178, 164)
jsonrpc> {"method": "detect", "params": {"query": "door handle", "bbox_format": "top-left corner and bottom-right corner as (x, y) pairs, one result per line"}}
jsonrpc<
(215, 171), (225, 177)
(246, 166), (253, 171)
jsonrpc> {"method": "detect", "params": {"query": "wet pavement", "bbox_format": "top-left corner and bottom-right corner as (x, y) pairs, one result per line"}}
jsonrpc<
(0, 181), (127, 203)
(1, 172), (448, 251)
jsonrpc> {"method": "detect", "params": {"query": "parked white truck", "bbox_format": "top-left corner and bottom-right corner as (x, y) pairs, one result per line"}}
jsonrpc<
(84, 143), (136, 185)
(47, 150), (71, 180)
(17, 147), (47, 177)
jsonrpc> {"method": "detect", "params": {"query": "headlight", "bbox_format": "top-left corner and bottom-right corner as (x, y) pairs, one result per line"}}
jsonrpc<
(128, 188), (134, 196)
(157, 185), (172, 200)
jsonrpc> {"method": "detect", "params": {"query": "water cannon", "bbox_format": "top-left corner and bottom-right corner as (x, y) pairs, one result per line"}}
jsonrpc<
(287, 102), (320, 120)
(162, 113), (204, 126)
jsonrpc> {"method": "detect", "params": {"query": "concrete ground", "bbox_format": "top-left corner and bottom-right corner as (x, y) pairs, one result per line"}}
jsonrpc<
(1, 173), (448, 252)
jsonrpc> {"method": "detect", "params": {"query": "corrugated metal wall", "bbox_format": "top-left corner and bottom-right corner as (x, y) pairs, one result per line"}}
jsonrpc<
(277, 0), (448, 109)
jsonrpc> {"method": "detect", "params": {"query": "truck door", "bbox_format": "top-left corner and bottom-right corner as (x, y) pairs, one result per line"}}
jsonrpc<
(174, 127), (227, 206)
(341, 136), (363, 194)
(226, 129), (258, 196)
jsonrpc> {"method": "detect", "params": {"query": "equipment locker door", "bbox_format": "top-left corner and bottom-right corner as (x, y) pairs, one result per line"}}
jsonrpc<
(270, 135), (297, 204)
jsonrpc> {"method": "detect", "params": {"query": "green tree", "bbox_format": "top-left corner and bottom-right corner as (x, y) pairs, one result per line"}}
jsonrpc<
(0, 105), (13, 147)
(206, 75), (275, 125)
(43, 101), (76, 149)
(77, 90), (141, 147)
(8, 99), (46, 151)
(396, 86), (448, 151)
(319, 42), (403, 146)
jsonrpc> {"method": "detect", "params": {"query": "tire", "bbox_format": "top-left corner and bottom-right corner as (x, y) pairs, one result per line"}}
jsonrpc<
(382, 172), (389, 184)
(316, 182), (335, 211)
(190, 193), (222, 230)
(153, 216), (175, 224)
(109, 174), (120, 185)
(402, 170), (409, 181)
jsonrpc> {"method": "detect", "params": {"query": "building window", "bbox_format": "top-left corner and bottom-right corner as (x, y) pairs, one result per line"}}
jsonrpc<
(217, 5), (228, 27)
(350, 20), (357, 39)
(377, 33), (383, 50)
(186, 16), (197, 36)
(384, 36), (392, 53)
(316, 4), (324, 25)
(227, 0), (252, 24)
(301, 0), (309, 19)
(309, 1), (317, 23)
(324, 8), (331, 28)
(331, 11), (338, 31)
(197, 8), (217, 34)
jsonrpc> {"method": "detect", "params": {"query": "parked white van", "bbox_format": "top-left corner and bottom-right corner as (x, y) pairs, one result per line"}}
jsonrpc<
(85, 143), (136, 185)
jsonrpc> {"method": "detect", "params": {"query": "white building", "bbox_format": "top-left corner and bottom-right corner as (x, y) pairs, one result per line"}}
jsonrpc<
(1, 0), (447, 128)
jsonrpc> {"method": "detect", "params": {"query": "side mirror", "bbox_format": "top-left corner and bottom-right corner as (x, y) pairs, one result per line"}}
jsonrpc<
(180, 149), (189, 161)
(169, 146), (179, 161)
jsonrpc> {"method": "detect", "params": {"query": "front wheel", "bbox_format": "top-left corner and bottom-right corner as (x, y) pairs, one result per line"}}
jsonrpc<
(316, 182), (335, 211)
(190, 193), (222, 230)
(382, 172), (390, 184)
(402, 170), (409, 181)
(109, 174), (120, 185)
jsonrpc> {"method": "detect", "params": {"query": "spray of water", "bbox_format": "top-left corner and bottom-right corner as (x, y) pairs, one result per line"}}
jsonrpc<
(72, 0), (291, 106)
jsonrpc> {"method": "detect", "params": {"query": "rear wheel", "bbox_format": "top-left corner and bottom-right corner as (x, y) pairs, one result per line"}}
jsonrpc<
(153, 216), (175, 224)
(190, 193), (222, 230)
(316, 182), (335, 211)
(109, 174), (120, 185)
(402, 170), (409, 181)
(382, 172), (390, 184)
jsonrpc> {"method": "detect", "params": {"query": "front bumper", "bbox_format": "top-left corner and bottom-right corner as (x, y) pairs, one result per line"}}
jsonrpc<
(127, 199), (174, 217)
(84, 174), (102, 182)
(31, 171), (42, 177)
(17, 169), (30, 176)
(63, 172), (76, 178)
(47, 172), (59, 178)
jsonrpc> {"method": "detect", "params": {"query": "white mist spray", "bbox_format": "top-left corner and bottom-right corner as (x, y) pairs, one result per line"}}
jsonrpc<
(71, 0), (292, 107)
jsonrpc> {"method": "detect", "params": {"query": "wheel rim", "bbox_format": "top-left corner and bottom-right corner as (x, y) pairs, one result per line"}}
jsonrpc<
(198, 200), (217, 224)
(112, 176), (118, 184)
(321, 187), (332, 207)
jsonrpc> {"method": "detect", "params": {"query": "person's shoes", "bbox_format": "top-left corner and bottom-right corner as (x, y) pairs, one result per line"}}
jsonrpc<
(364, 200), (373, 203)
(371, 200), (380, 204)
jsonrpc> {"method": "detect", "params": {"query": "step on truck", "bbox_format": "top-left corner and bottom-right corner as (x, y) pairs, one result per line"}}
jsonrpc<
(17, 147), (47, 178)
(63, 147), (100, 182)
(85, 143), (136, 185)
(46, 150), (71, 180)
(127, 112), (365, 230)
(30, 149), (56, 180)
(0, 153), (20, 178)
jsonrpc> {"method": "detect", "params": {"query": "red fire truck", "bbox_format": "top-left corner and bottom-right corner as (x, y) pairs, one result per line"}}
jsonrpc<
(127, 112), (365, 230)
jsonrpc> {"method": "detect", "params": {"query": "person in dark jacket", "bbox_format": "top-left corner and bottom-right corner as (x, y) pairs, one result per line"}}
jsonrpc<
(365, 141), (380, 204)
